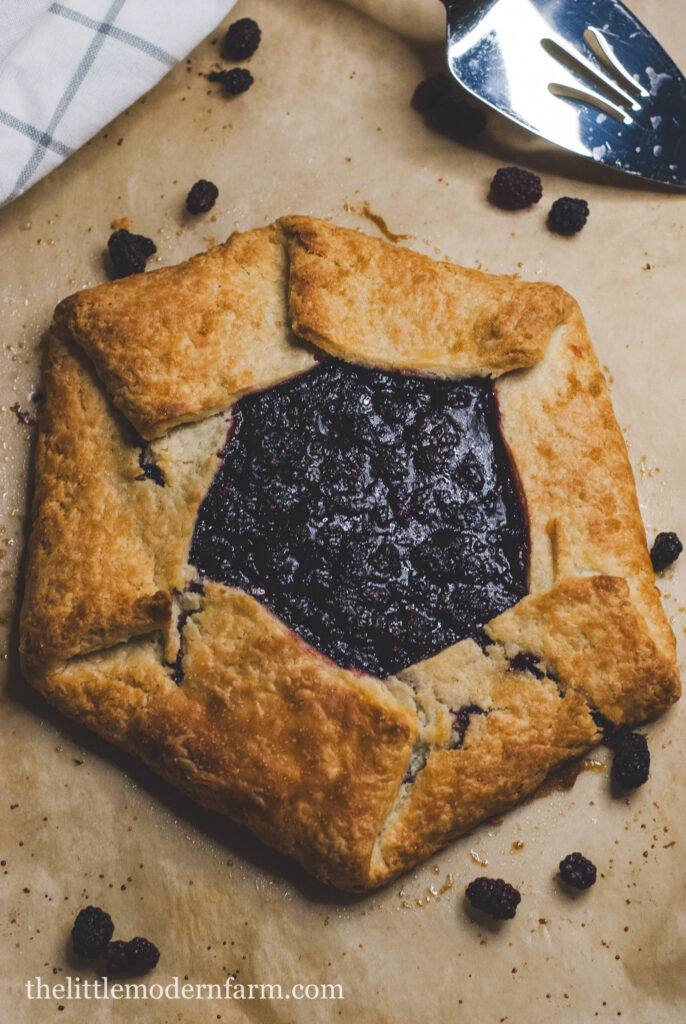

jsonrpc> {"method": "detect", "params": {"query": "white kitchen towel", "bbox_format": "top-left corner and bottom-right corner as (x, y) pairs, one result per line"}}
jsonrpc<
(0, 0), (237, 206)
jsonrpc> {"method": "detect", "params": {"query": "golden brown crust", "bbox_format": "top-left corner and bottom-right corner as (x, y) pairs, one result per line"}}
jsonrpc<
(372, 573), (678, 884)
(27, 587), (417, 892)
(132, 586), (416, 890)
(20, 334), (172, 667)
(20, 333), (229, 670)
(53, 225), (316, 439)
(486, 575), (679, 723)
(495, 301), (675, 661)
(374, 690), (596, 884)
(282, 215), (571, 376)
(26, 636), (171, 745)
(20, 217), (680, 892)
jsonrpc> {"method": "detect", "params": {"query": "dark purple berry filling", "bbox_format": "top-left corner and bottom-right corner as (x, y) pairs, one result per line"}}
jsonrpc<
(136, 446), (164, 486)
(451, 704), (487, 748)
(508, 650), (545, 679)
(170, 611), (190, 684)
(189, 360), (529, 677)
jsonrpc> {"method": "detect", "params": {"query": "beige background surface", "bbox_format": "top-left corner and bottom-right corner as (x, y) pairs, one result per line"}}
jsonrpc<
(1, 1), (685, 1021)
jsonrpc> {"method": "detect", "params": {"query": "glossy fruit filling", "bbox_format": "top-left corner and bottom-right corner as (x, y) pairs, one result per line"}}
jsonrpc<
(189, 359), (529, 677)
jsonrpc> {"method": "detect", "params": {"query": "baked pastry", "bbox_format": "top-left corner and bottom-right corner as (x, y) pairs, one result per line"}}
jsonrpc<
(20, 216), (680, 891)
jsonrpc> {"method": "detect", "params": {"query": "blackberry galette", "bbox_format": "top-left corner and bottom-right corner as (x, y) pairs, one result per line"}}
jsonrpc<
(20, 217), (680, 891)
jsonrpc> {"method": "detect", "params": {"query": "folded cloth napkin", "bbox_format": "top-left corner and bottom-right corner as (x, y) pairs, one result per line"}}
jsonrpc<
(0, 0), (236, 207)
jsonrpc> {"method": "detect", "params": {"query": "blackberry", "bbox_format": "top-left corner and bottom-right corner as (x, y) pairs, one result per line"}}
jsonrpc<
(208, 68), (253, 95)
(105, 940), (130, 971)
(411, 74), (452, 115)
(125, 937), (160, 972)
(71, 906), (114, 959)
(489, 166), (542, 210)
(465, 876), (521, 919)
(547, 197), (590, 235)
(425, 96), (486, 142)
(107, 229), (156, 278)
(186, 179), (219, 215)
(104, 936), (159, 973)
(558, 852), (597, 889)
(650, 531), (683, 573)
(611, 730), (650, 789)
(221, 17), (261, 61)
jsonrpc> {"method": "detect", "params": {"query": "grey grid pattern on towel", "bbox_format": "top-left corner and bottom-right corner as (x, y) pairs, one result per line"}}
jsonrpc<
(0, 0), (235, 206)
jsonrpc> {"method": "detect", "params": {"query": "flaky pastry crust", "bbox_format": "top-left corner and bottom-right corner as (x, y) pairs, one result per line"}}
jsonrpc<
(20, 217), (680, 891)
(53, 224), (316, 439)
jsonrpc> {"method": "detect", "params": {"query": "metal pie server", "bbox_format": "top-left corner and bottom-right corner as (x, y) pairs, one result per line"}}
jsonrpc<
(442, 0), (686, 186)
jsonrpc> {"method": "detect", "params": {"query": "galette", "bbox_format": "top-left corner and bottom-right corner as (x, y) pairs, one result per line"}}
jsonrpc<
(20, 216), (680, 891)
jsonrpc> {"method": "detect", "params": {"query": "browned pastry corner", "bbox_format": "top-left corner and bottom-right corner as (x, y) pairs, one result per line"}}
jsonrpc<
(281, 214), (572, 376)
(52, 224), (316, 438)
(20, 216), (680, 891)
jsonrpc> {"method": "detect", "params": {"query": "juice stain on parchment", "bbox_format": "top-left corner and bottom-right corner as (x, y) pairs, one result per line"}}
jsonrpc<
(398, 872), (454, 910)
(343, 202), (412, 243)
(532, 757), (605, 799)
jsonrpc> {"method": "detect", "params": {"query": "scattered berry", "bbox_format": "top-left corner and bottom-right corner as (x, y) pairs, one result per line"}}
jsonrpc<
(411, 74), (452, 115)
(105, 937), (159, 973)
(71, 906), (114, 959)
(559, 852), (597, 889)
(489, 166), (542, 210)
(611, 730), (650, 789)
(221, 17), (261, 61)
(105, 940), (130, 971)
(425, 96), (486, 142)
(547, 196), (590, 235)
(185, 179), (219, 215)
(650, 531), (683, 573)
(107, 229), (156, 278)
(124, 937), (160, 972)
(208, 68), (253, 95)
(412, 73), (486, 141)
(465, 877), (521, 920)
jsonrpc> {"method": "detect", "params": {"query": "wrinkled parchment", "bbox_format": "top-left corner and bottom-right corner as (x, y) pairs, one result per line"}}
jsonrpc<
(2, 1), (685, 1020)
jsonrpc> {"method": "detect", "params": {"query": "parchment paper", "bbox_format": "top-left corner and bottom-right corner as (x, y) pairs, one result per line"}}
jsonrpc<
(2, 1), (685, 1021)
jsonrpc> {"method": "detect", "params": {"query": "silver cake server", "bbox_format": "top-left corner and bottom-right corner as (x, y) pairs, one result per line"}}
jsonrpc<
(442, 0), (686, 186)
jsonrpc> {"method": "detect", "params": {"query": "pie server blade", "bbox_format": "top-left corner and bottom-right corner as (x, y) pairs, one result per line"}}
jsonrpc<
(442, 0), (686, 187)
